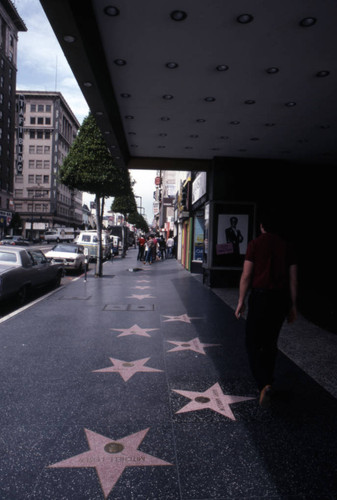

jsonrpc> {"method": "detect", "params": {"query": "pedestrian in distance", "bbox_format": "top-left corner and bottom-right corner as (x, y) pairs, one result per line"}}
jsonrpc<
(235, 211), (298, 408)
(137, 234), (145, 261)
(166, 236), (174, 258)
(144, 236), (154, 265)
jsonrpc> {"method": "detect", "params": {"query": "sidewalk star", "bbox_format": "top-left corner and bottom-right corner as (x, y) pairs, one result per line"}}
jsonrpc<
(167, 337), (221, 354)
(162, 314), (202, 323)
(93, 357), (163, 381)
(127, 294), (155, 300)
(111, 324), (159, 338)
(48, 428), (172, 499)
(173, 383), (255, 420)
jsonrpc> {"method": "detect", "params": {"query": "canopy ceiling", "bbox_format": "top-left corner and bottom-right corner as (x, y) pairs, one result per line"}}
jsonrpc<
(40, 0), (337, 170)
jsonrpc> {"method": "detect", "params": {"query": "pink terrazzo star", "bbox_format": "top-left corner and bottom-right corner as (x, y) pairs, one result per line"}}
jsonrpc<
(162, 314), (202, 323)
(173, 382), (255, 420)
(93, 357), (163, 381)
(136, 280), (150, 283)
(111, 324), (159, 338)
(132, 285), (151, 290)
(48, 428), (172, 499)
(167, 337), (221, 354)
(126, 294), (155, 300)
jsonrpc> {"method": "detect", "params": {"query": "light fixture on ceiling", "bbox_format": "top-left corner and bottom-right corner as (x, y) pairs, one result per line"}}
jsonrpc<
(266, 67), (279, 74)
(204, 97), (216, 102)
(190, 134), (199, 138)
(120, 93), (131, 98)
(63, 35), (76, 43)
(245, 100), (256, 104)
(216, 65), (229, 71)
(265, 123), (275, 127)
(316, 71), (330, 77)
(230, 121), (240, 125)
(114, 59), (126, 66)
(170, 10), (187, 21)
(128, 132), (136, 135)
(166, 62), (179, 69)
(159, 133), (167, 137)
(125, 115), (134, 119)
(161, 116), (170, 121)
(196, 119), (206, 122)
(162, 94), (174, 100)
(83, 81), (93, 87)
(95, 111), (103, 116)
(237, 14), (254, 24)
(104, 131), (111, 135)
(250, 137), (260, 141)
(285, 102), (296, 107)
(104, 6), (120, 16)
(158, 145), (166, 148)
(299, 17), (317, 27)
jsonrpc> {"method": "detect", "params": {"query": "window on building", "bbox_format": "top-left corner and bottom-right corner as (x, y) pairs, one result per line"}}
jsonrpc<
(31, 104), (36, 112)
(30, 130), (35, 139)
(15, 176), (23, 184)
(37, 131), (43, 139)
(43, 175), (49, 183)
(29, 145), (35, 154)
(45, 117), (51, 125)
(35, 204), (41, 212)
(46, 105), (51, 112)
(38, 105), (44, 112)
(28, 175), (34, 183)
(36, 146), (43, 154)
(35, 175), (42, 184)
(30, 117), (36, 125)
(14, 189), (23, 197)
(28, 204), (33, 212)
(37, 117), (43, 125)
(44, 146), (50, 153)
(45, 130), (50, 139)
(36, 160), (42, 169)
(28, 160), (34, 169)
(43, 160), (50, 169)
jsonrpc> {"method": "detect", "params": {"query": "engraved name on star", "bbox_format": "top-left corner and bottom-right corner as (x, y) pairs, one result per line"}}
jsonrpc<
(167, 337), (221, 354)
(136, 280), (150, 283)
(162, 314), (202, 323)
(173, 382), (255, 420)
(48, 428), (172, 499)
(127, 294), (155, 300)
(132, 286), (151, 290)
(111, 324), (159, 338)
(93, 357), (163, 381)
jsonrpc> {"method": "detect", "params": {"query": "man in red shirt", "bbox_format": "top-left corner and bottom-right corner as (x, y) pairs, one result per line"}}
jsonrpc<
(137, 235), (146, 261)
(235, 213), (298, 408)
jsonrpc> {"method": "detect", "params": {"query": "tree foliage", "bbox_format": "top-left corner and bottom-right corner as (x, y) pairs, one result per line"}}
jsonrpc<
(59, 113), (130, 198)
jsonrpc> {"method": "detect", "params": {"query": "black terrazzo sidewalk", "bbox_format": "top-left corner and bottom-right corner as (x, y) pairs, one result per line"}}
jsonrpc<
(0, 248), (336, 499)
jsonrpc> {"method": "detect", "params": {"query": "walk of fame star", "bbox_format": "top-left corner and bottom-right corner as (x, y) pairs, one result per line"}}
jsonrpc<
(167, 337), (221, 354)
(173, 383), (255, 420)
(132, 286), (151, 290)
(162, 313), (202, 323)
(127, 294), (155, 300)
(93, 357), (163, 381)
(136, 280), (150, 283)
(48, 428), (172, 499)
(111, 324), (159, 338)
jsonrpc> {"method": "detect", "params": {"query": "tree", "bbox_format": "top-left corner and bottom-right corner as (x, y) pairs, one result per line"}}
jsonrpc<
(60, 113), (131, 276)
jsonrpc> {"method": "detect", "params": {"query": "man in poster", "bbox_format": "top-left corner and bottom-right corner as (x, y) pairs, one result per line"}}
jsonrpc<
(225, 216), (244, 255)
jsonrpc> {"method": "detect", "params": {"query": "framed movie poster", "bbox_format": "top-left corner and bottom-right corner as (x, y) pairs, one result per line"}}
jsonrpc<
(213, 202), (256, 268)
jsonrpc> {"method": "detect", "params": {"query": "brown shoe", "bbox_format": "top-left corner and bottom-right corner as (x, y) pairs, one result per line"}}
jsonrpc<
(259, 385), (272, 408)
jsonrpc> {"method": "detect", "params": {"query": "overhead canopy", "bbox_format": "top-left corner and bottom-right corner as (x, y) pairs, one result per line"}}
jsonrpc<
(40, 0), (337, 169)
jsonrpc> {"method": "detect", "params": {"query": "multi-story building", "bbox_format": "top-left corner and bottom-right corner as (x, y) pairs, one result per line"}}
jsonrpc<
(14, 91), (82, 240)
(0, 0), (26, 238)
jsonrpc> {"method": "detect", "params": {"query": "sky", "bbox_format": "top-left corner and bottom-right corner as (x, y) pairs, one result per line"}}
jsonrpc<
(13, 0), (156, 222)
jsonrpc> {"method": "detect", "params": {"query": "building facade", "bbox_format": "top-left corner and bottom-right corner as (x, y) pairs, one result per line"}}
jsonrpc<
(0, 0), (26, 238)
(14, 91), (82, 240)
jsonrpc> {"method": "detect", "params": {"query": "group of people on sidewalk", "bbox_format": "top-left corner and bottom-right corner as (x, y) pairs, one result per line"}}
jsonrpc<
(136, 234), (175, 265)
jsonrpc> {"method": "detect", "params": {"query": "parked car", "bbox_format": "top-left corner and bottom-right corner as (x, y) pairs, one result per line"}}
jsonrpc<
(0, 246), (64, 304)
(44, 243), (87, 273)
(0, 235), (30, 246)
(75, 230), (112, 262)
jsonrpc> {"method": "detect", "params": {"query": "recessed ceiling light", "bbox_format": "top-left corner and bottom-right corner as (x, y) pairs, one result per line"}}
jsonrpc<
(190, 134), (199, 138)
(196, 119), (206, 123)
(162, 94), (174, 100)
(265, 123), (275, 127)
(128, 132), (136, 135)
(104, 6), (120, 16)
(216, 65), (229, 71)
(266, 67), (279, 74)
(159, 133), (167, 137)
(161, 117), (170, 121)
(316, 70), (330, 77)
(63, 35), (76, 43)
(250, 137), (260, 141)
(204, 97), (216, 102)
(299, 17), (317, 27)
(230, 121), (240, 125)
(285, 102), (296, 107)
(237, 14), (254, 24)
(114, 59), (126, 66)
(83, 81), (92, 87)
(166, 62), (179, 69)
(158, 145), (166, 148)
(104, 131), (111, 135)
(95, 111), (103, 116)
(220, 136), (229, 139)
(170, 10), (187, 21)
(245, 99), (256, 104)
(120, 93), (131, 98)
(125, 115), (134, 119)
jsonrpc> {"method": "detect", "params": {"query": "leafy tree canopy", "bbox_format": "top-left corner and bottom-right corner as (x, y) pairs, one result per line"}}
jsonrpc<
(59, 113), (130, 198)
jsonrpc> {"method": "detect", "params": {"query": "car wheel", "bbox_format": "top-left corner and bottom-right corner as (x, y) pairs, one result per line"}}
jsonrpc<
(54, 272), (62, 288)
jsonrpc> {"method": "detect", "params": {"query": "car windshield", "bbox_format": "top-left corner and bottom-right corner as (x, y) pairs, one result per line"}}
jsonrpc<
(0, 251), (18, 263)
(52, 244), (77, 253)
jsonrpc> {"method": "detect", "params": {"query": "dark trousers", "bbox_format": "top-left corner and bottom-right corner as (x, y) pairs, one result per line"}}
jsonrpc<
(245, 289), (289, 390)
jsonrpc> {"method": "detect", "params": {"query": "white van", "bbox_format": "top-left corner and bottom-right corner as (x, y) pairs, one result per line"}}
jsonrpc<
(75, 230), (112, 261)
(44, 227), (74, 243)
